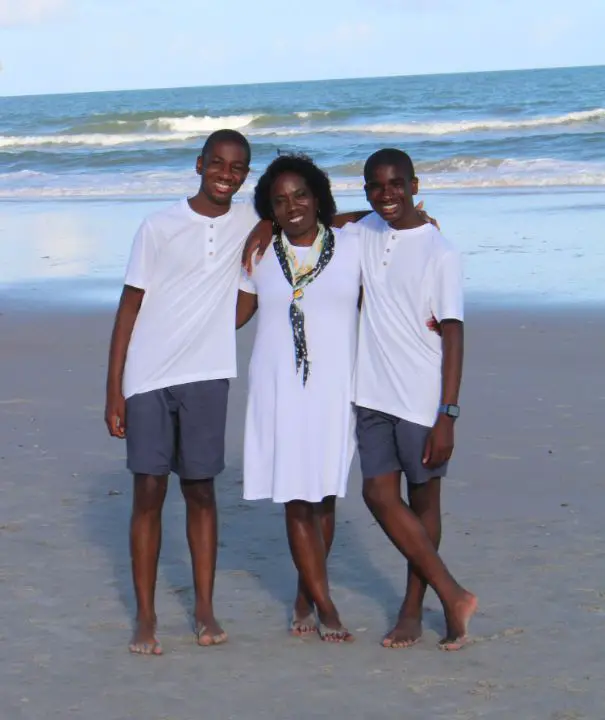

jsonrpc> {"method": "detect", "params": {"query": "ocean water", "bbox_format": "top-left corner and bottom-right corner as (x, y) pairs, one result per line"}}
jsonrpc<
(1, 66), (604, 200)
(1, 67), (604, 308)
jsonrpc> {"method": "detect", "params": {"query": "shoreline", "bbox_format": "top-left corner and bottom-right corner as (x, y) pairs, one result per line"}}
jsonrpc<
(2, 286), (605, 316)
(1, 185), (605, 205)
(1, 188), (605, 309)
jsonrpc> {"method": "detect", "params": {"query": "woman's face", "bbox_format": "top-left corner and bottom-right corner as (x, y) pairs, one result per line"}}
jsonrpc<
(270, 171), (319, 241)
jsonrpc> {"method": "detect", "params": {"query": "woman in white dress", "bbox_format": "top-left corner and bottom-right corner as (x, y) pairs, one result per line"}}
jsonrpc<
(236, 155), (361, 642)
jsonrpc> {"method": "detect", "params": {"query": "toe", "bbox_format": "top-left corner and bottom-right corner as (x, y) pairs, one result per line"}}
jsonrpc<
(438, 635), (468, 651)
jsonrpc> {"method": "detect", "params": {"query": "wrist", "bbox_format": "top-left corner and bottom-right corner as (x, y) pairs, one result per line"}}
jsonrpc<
(106, 380), (123, 398)
(438, 403), (460, 420)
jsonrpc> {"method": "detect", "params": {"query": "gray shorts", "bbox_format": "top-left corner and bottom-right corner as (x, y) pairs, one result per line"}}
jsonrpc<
(355, 406), (448, 484)
(125, 379), (229, 479)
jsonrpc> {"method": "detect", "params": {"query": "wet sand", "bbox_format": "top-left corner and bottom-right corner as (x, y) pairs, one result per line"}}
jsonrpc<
(1, 304), (604, 719)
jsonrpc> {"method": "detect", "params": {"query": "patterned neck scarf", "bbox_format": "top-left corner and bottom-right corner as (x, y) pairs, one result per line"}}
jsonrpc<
(273, 223), (335, 386)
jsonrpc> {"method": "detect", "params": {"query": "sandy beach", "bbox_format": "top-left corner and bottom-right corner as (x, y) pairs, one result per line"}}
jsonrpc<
(1, 301), (603, 719)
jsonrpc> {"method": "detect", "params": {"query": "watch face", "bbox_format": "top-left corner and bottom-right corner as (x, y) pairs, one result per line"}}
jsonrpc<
(447, 405), (460, 418)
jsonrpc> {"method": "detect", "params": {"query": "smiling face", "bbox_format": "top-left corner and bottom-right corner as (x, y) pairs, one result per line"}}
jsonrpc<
(197, 139), (250, 206)
(364, 163), (419, 229)
(270, 171), (319, 243)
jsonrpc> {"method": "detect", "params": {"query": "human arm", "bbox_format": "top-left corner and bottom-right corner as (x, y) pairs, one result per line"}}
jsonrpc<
(332, 211), (371, 228)
(242, 219), (273, 274)
(422, 248), (464, 468)
(422, 320), (464, 468)
(105, 286), (144, 438)
(334, 200), (439, 231)
(236, 290), (258, 329)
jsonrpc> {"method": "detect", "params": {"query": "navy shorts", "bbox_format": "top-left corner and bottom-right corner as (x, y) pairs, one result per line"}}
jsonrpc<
(355, 406), (448, 484)
(125, 379), (229, 479)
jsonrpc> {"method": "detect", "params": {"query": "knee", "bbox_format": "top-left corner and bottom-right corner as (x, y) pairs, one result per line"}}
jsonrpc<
(133, 475), (166, 516)
(362, 479), (392, 514)
(181, 479), (215, 510)
(286, 500), (315, 524)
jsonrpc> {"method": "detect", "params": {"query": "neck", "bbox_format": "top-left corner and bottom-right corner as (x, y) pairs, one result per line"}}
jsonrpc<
(284, 223), (319, 247)
(187, 186), (231, 219)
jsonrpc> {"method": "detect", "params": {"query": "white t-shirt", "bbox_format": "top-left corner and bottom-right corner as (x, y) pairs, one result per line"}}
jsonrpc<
(122, 198), (258, 399)
(352, 213), (464, 428)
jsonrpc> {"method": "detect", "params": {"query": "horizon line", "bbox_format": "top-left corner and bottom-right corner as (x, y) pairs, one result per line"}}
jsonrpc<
(1, 63), (603, 101)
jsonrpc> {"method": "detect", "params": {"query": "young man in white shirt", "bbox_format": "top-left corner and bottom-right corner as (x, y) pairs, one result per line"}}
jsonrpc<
(355, 149), (477, 651)
(105, 130), (258, 655)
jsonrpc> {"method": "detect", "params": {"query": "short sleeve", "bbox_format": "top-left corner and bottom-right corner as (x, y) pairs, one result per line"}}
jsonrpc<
(432, 250), (464, 322)
(332, 226), (363, 287)
(234, 199), (260, 231)
(239, 265), (257, 295)
(340, 221), (361, 236)
(124, 219), (156, 290)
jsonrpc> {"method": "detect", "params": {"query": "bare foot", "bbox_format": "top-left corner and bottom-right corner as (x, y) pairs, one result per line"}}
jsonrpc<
(382, 616), (422, 649)
(129, 616), (163, 656)
(194, 611), (227, 647)
(317, 609), (354, 643)
(291, 590), (316, 636)
(439, 591), (478, 651)
(290, 611), (317, 637)
(317, 622), (354, 643)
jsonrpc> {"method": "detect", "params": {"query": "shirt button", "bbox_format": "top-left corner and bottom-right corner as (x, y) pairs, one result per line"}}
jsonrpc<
(210, 224), (214, 229)
(209, 251), (214, 256)
(383, 261), (388, 266)
(386, 248), (391, 253)
(209, 238), (214, 243)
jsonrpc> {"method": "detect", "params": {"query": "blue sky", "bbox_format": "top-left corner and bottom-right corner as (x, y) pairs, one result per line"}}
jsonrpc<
(1, 0), (604, 96)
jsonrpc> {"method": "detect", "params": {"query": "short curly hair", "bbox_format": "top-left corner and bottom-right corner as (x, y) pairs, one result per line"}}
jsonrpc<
(254, 153), (337, 229)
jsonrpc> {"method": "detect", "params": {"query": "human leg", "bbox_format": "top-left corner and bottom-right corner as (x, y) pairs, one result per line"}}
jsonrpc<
(129, 473), (168, 655)
(383, 477), (442, 648)
(175, 380), (229, 646)
(362, 473), (475, 649)
(180, 478), (227, 646)
(285, 499), (352, 642)
(125, 388), (176, 655)
(291, 495), (336, 635)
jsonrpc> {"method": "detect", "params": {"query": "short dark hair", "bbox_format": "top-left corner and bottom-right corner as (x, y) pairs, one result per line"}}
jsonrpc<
(201, 129), (251, 165)
(364, 148), (416, 182)
(254, 153), (337, 228)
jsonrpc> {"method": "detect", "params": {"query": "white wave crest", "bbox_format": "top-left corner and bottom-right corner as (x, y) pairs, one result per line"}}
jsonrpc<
(295, 111), (331, 119)
(351, 108), (605, 135)
(0, 114), (259, 149)
(247, 107), (605, 137)
(3, 107), (602, 149)
(1, 158), (605, 200)
(151, 114), (258, 133)
(0, 132), (196, 148)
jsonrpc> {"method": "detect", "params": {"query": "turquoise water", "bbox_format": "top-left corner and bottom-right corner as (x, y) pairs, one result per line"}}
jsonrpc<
(1, 66), (604, 199)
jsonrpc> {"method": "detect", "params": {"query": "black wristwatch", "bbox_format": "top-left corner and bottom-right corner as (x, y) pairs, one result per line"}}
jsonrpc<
(438, 404), (460, 419)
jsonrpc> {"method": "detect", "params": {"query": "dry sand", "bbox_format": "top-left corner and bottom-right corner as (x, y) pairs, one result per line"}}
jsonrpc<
(1, 304), (604, 719)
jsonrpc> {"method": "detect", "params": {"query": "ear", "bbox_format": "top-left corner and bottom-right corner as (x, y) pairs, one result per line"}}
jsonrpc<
(411, 177), (419, 196)
(195, 154), (204, 177)
(363, 183), (370, 201)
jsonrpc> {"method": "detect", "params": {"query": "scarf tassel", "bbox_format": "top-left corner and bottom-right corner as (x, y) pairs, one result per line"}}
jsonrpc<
(290, 301), (310, 385)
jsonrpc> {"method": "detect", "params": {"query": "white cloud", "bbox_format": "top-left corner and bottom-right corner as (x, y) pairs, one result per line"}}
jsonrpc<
(0, 0), (67, 27)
